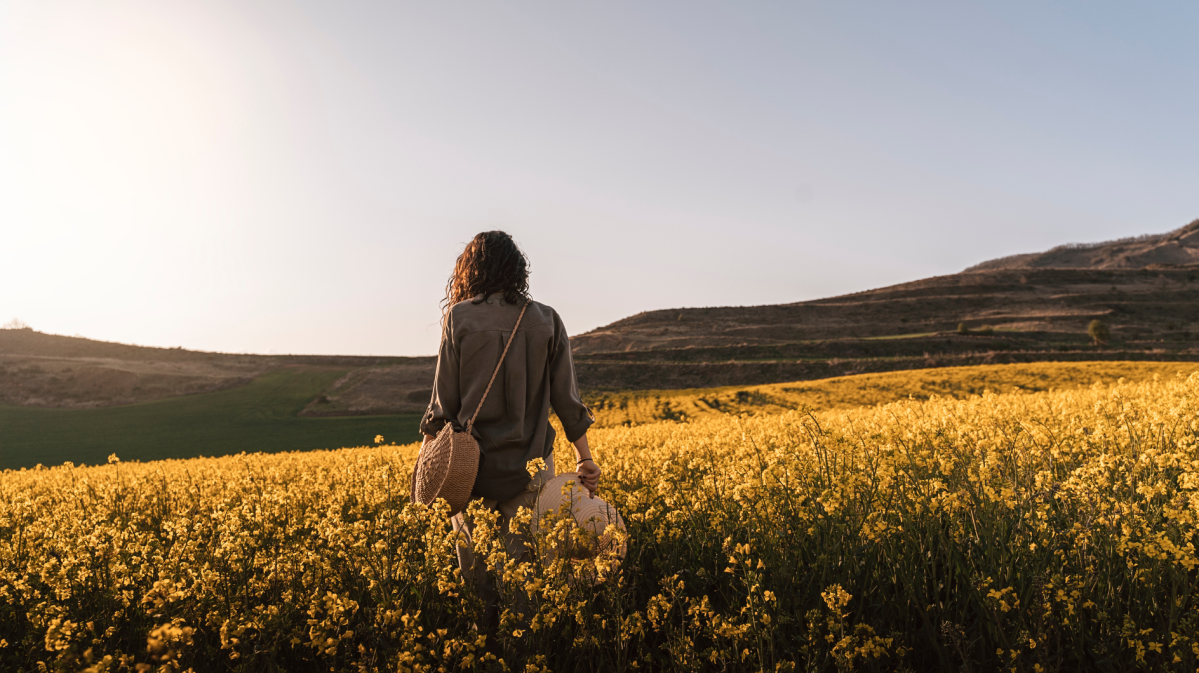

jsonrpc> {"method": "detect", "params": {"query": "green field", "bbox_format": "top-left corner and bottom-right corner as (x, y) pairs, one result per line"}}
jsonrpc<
(0, 367), (423, 471)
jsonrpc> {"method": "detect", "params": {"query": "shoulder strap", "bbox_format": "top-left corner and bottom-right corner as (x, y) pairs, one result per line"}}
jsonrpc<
(467, 300), (529, 433)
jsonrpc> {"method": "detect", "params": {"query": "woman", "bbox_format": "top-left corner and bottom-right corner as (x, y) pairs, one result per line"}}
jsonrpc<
(419, 230), (600, 629)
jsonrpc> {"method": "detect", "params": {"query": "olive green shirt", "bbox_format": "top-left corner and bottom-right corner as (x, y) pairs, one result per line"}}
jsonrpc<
(420, 295), (594, 502)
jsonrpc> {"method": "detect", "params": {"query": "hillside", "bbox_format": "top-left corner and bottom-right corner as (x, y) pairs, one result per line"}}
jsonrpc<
(562, 219), (1199, 390)
(0, 328), (435, 412)
(572, 266), (1199, 354)
(573, 219), (1199, 358)
(565, 265), (1199, 388)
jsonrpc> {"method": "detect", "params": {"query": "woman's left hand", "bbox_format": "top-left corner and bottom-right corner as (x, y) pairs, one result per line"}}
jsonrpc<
(577, 458), (602, 498)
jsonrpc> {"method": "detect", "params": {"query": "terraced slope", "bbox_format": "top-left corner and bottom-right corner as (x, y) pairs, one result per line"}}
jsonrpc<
(572, 266), (1199, 355)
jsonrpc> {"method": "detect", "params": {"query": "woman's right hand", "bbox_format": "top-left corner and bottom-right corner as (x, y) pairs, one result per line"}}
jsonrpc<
(572, 433), (601, 497)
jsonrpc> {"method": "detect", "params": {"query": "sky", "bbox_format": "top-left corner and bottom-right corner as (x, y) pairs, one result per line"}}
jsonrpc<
(1, 1), (1197, 356)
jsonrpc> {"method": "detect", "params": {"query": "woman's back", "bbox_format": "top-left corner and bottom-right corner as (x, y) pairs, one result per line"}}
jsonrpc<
(421, 294), (593, 501)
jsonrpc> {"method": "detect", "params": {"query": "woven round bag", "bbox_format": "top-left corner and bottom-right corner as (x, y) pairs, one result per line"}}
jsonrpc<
(409, 422), (479, 516)
(533, 472), (628, 562)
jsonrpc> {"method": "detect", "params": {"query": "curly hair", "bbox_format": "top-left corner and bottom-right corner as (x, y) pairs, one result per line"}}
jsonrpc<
(442, 231), (530, 315)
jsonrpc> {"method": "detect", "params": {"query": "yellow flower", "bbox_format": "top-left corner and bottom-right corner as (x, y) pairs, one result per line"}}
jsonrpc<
(525, 457), (547, 479)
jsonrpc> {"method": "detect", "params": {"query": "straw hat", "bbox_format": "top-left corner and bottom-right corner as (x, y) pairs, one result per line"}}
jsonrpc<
(410, 423), (479, 516)
(533, 472), (627, 563)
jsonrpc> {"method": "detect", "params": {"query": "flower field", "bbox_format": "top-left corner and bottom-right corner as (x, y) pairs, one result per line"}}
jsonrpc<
(5, 367), (1199, 671)
(585, 360), (1199, 428)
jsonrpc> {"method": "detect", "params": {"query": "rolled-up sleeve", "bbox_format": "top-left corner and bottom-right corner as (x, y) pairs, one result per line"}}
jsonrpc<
(548, 311), (594, 442)
(420, 313), (462, 437)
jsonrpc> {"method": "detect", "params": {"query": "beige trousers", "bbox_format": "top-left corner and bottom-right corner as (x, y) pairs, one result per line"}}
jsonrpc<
(451, 454), (554, 631)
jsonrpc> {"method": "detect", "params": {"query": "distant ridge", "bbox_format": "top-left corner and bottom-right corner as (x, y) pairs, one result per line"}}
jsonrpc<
(0, 328), (431, 410)
(965, 219), (1199, 272)
(568, 218), (1199, 372)
(6, 217), (1199, 406)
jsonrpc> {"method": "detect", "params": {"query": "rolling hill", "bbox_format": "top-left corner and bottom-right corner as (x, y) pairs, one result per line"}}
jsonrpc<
(574, 219), (1199, 355)
(0, 327), (435, 411)
(567, 219), (1199, 388)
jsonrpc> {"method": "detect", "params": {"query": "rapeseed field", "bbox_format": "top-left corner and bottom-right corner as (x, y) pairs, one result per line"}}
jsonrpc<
(4, 367), (1199, 671)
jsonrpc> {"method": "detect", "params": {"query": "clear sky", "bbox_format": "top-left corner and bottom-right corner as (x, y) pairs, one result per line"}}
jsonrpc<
(2, 1), (1196, 356)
